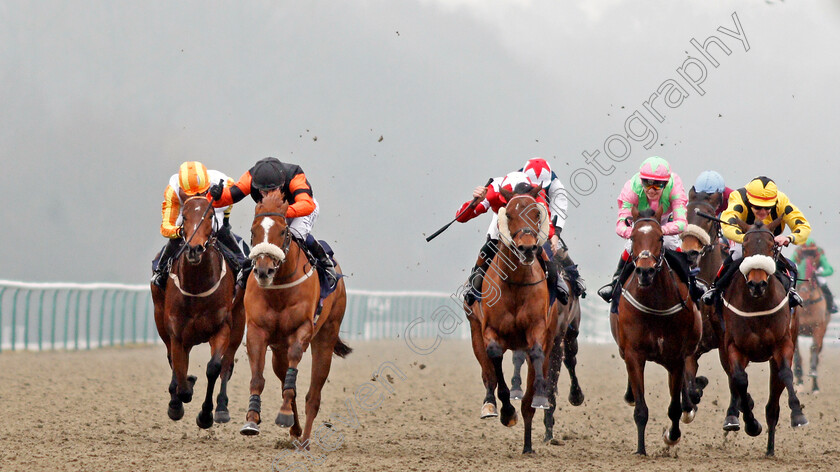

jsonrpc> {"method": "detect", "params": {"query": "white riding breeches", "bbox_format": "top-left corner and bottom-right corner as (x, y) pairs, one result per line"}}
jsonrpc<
(287, 198), (319, 240)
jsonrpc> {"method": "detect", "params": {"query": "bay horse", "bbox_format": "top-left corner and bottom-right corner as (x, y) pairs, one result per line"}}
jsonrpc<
(610, 207), (701, 455)
(679, 189), (724, 408)
(718, 217), (808, 456)
(239, 189), (351, 446)
(792, 255), (829, 392)
(151, 193), (245, 428)
(510, 267), (584, 443)
(465, 184), (560, 454)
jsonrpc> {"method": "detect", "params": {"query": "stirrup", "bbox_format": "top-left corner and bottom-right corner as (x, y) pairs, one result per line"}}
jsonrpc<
(151, 271), (167, 288)
(701, 287), (717, 306)
(789, 290), (803, 308)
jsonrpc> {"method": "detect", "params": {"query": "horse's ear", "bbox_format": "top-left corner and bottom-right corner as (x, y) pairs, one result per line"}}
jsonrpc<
(689, 187), (696, 200)
(500, 187), (514, 202)
(766, 215), (785, 233)
(528, 185), (541, 199)
(178, 188), (189, 202)
(630, 205), (640, 222)
(710, 191), (722, 210)
(733, 217), (750, 233)
(653, 203), (665, 221)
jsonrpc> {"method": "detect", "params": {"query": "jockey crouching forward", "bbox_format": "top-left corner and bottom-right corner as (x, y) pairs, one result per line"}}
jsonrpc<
(152, 161), (251, 289)
(597, 156), (706, 311)
(701, 176), (811, 309)
(209, 157), (337, 288)
(457, 171), (569, 307)
(794, 238), (837, 314)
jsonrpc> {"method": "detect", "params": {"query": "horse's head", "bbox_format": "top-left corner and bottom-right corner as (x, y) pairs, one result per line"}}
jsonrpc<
(249, 189), (290, 287)
(180, 194), (216, 265)
(680, 188), (722, 267)
(738, 216), (783, 298)
(629, 206), (664, 287)
(498, 183), (549, 264)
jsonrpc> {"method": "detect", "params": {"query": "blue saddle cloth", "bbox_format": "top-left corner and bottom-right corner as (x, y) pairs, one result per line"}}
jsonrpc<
(306, 237), (344, 325)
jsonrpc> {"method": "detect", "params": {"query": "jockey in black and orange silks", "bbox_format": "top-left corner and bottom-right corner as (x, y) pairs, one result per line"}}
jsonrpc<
(701, 176), (812, 309)
(209, 157), (337, 287)
(152, 161), (250, 289)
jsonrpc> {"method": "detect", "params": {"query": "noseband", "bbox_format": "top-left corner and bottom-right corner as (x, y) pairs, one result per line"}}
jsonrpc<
(250, 212), (292, 269)
(630, 218), (664, 272)
(685, 201), (721, 257)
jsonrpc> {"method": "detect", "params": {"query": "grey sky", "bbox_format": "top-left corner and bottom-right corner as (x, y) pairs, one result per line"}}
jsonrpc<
(2, 0), (838, 293)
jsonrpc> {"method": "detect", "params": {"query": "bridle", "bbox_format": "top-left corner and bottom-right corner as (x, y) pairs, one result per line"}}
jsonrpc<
(250, 212), (296, 277)
(686, 201), (721, 258)
(173, 196), (220, 261)
(629, 217), (664, 273)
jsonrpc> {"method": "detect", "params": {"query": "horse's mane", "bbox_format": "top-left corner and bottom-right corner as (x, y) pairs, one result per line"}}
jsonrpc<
(256, 189), (287, 213)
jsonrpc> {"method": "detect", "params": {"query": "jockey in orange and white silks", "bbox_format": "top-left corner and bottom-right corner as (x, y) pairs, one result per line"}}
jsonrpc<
(598, 156), (703, 306)
(152, 161), (250, 288)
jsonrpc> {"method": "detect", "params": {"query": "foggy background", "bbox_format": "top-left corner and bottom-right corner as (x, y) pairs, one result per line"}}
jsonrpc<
(2, 0), (839, 294)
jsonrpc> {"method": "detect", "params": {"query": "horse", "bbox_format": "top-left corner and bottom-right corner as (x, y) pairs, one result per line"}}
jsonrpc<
(464, 184), (561, 454)
(510, 267), (584, 443)
(679, 189), (724, 408)
(792, 255), (830, 393)
(150, 193), (246, 428)
(239, 189), (351, 446)
(718, 216), (808, 456)
(610, 207), (701, 455)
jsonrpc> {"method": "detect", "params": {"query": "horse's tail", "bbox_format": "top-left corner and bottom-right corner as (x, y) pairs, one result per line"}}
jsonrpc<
(333, 337), (352, 358)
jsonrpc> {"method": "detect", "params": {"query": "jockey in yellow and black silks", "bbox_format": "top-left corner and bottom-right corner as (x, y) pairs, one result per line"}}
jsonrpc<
(701, 176), (811, 308)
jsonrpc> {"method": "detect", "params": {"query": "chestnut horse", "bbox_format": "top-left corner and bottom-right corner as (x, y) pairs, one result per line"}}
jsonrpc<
(239, 190), (350, 445)
(679, 189), (724, 407)
(510, 267), (584, 443)
(610, 207), (701, 455)
(465, 185), (560, 454)
(718, 217), (807, 456)
(792, 256), (830, 392)
(151, 194), (246, 428)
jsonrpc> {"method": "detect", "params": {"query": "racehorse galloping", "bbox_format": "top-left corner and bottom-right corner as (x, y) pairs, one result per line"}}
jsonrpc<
(679, 189), (724, 407)
(239, 190), (350, 446)
(611, 207), (701, 455)
(465, 184), (560, 454)
(510, 268), (584, 443)
(718, 217), (808, 456)
(151, 194), (246, 428)
(792, 256), (830, 393)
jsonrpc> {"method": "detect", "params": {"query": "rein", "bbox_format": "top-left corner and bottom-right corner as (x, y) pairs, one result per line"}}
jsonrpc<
(623, 256), (691, 316)
(173, 196), (219, 260)
(251, 211), (315, 289)
(684, 201), (721, 257)
(168, 196), (228, 297)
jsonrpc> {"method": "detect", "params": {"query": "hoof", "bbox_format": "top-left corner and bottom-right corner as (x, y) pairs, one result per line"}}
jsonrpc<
(510, 388), (524, 401)
(480, 402), (498, 419)
(624, 397), (635, 407)
(681, 407), (696, 424)
(522, 448), (535, 455)
(663, 428), (681, 446)
(500, 404), (517, 427)
(695, 376), (709, 389)
(240, 422), (260, 436)
(275, 412), (295, 428)
(812, 388), (820, 395)
(196, 411), (214, 429)
(745, 419), (762, 437)
(168, 401), (185, 421)
(568, 389), (584, 406)
(531, 395), (551, 410)
(214, 410), (230, 424)
(722, 415), (740, 432)
(791, 413), (809, 428)
(543, 430), (554, 443)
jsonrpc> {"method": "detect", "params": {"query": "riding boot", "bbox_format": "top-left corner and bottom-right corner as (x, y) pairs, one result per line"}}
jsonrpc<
(702, 254), (738, 306)
(775, 257), (803, 308)
(217, 224), (252, 289)
(465, 239), (498, 306)
(151, 237), (183, 288)
(557, 252), (586, 298)
(820, 283), (838, 314)
(543, 250), (569, 305)
(598, 256), (628, 303)
(688, 267), (708, 303)
(306, 236), (338, 289)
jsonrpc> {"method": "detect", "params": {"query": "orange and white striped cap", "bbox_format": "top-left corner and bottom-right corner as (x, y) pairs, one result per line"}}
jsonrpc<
(178, 161), (210, 195)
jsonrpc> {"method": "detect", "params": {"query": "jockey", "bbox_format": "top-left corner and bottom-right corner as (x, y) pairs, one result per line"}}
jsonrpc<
(597, 156), (705, 307)
(519, 158), (585, 297)
(456, 170), (569, 307)
(208, 157), (337, 287)
(701, 176), (811, 308)
(692, 170), (733, 216)
(793, 238), (837, 314)
(152, 161), (251, 289)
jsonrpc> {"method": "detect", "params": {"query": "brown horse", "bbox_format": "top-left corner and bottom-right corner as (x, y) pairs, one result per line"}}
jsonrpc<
(239, 190), (350, 445)
(465, 185), (560, 454)
(718, 217), (808, 456)
(793, 256), (830, 392)
(610, 207), (701, 455)
(510, 267), (584, 443)
(679, 189), (724, 408)
(151, 194), (246, 428)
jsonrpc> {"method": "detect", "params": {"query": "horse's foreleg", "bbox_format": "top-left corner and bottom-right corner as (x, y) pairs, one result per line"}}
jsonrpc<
(720, 343), (742, 432)
(765, 360), (785, 457)
(521, 359), (536, 454)
(510, 350), (526, 400)
(664, 362), (685, 446)
(564, 324), (584, 406)
(792, 344), (804, 385)
(486, 338), (516, 428)
(196, 324), (228, 429)
(278, 327), (308, 432)
(170, 339), (194, 404)
(684, 355), (702, 406)
(468, 314), (497, 418)
(776, 342), (808, 429)
(729, 351), (761, 437)
(241, 325), (268, 436)
(624, 351), (647, 455)
(810, 323), (827, 391)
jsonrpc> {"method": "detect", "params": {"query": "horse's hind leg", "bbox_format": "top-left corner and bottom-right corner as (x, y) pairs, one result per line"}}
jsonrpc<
(217, 296), (246, 423)
(776, 344), (808, 429)
(527, 343), (551, 410)
(299, 332), (338, 445)
(487, 340), (516, 428)
(765, 360), (785, 457)
(241, 326), (269, 436)
(792, 344), (804, 386)
(564, 324), (584, 406)
(624, 351), (648, 455)
(510, 350), (526, 400)
(521, 359), (537, 454)
(664, 362), (685, 446)
(810, 323), (827, 392)
(543, 338), (563, 443)
(196, 325), (228, 429)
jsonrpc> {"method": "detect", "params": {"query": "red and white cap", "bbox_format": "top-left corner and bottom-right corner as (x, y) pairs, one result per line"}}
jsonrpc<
(522, 158), (552, 188)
